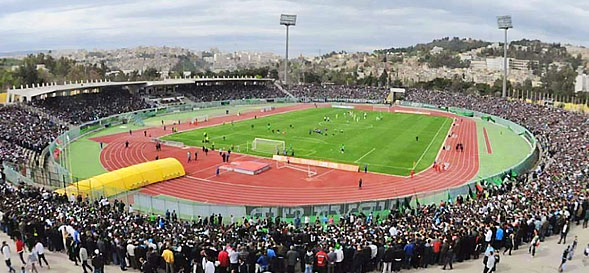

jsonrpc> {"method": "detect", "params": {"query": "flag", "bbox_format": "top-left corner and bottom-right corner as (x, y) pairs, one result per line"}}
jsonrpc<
(468, 185), (475, 198)
(396, 199), (403, 214)
(415, 195), (421, 207)
(475, 182), (484, 192)
(447, 191), (452, 203)
(404, 197), (411, 209)
(53, 147), (61, 160)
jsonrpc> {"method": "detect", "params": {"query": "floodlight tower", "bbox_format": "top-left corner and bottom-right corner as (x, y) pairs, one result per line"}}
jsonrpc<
(497, 15), (513, 98)
(280, 14), (296, 88)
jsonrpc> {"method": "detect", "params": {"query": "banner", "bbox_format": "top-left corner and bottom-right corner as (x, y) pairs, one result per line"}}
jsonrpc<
(273, 155), (359, 172)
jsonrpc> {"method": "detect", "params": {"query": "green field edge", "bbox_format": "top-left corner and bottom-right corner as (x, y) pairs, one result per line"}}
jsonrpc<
(473, 118), (533, 180)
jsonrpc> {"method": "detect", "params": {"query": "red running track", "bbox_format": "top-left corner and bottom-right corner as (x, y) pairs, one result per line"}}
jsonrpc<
(483, 127), (493, 154)
(92, 104), (479, 206)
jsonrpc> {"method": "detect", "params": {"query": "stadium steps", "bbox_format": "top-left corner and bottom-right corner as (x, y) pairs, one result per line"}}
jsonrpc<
(273, 82), (297, 100)
(20, 103), (70, 128)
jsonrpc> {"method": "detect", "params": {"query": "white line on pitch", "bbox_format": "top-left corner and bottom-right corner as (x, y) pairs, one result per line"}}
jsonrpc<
(413, 118), (449, 169)
(354, 147), (376, 163)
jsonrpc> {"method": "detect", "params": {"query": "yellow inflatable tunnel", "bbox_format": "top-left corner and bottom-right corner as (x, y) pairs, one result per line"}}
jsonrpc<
(56, 158), (185, 197)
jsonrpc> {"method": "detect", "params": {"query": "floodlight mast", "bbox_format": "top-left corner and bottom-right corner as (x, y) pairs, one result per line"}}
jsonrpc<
(497, 15), (513, 98)
(280, 14), (296, 89)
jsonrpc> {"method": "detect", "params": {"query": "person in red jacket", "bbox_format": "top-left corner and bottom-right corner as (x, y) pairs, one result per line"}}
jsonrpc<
(15, 239), (25, 265)
(315, 248), (328, 273)
(432, 239), (442, 265)
(218, 246), (230, 273)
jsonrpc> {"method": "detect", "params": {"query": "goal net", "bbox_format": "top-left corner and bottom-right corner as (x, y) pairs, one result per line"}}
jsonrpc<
(276, 160), (318, 178)
(260, 106), (275, 112)
(251, 138), (285, 155)
(373, 105), (390, 112)
(189, 115), (209, 124)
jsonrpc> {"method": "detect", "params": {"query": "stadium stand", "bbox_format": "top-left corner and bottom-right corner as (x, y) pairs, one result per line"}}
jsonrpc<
(31, 86), (151, 125)
(0, 105), (67, 166)
(288, 84), (390, 100)
(175, 83), (284, 102)
(0, 87), (587, 273)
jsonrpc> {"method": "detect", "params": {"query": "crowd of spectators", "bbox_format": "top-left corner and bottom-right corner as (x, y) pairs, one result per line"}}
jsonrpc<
(176, 84), (284, 102)
(0, 105), (66, 166)
(0, 88), (587, 273)
(288, 85), (389, 101)
(32, 87), (151, 125)
(0, 140), (31, 165)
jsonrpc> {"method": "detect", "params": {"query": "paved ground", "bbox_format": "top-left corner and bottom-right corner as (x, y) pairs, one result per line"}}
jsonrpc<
(2, 224), (588, 273)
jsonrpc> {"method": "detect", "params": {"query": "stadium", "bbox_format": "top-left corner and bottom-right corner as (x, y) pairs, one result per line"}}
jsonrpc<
(3, 78), (539, 218)
(3, 74), (587, 272)
(1, 4), (589, 273)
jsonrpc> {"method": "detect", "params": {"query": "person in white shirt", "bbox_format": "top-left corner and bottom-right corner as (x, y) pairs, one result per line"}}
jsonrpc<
(34, 241), (49, 269)
(334, 246), (344, 272)
(483, 250), (496, 273)
(484, 228), (493, 250)
(204, 257), (215, 273)
(127, 241), (137, 269)
(27, 251), (39, 273)
(389, 226), (398, 237)
(2, 241), (17, 273)
(228, 246), (239, 271)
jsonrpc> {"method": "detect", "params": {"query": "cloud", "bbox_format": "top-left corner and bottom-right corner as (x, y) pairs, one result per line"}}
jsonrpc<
(0, 0), (587, 55)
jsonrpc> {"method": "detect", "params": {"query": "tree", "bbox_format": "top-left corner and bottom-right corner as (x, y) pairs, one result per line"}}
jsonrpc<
(15, 57), (41, 86)
(392, 79), (403, 87)
(0, 68), (16, 90)
(142, 68), (160, 80)
(379, 70), (388, 86)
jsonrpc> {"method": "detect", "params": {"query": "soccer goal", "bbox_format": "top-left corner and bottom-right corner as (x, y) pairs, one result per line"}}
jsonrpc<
(251, 138), (285, 155)
(190, 115), (209, 123)
(276, 160), (318, 178)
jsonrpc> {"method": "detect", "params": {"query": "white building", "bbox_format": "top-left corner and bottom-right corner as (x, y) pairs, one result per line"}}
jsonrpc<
(430, 46), (444, 55)
(486, 57), (507, 71)
(575, 74), (589, 92)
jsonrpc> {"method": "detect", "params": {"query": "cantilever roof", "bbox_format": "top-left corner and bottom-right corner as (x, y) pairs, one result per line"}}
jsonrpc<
(7, 77), (273, 100)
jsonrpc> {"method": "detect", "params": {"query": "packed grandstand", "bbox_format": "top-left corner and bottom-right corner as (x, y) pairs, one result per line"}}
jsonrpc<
(0, 83), (588, 273)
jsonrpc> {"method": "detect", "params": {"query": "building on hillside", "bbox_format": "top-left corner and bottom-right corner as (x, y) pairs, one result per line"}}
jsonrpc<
(575, 74), (589, 92)
(470, 59), (487, 70)
(430, 46), (444, 55)
(509, 59), (531, 71)
(485, 57), (506, 71)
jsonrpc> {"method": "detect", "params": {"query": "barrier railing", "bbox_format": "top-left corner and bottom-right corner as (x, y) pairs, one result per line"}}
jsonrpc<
(130, 171), (527, 221)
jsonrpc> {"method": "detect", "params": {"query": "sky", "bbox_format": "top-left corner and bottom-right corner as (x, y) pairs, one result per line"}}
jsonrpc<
(0, 0), (588, 56)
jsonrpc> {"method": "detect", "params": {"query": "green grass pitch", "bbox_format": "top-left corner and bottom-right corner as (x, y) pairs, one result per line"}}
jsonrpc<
(162, 107), (452, 176)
